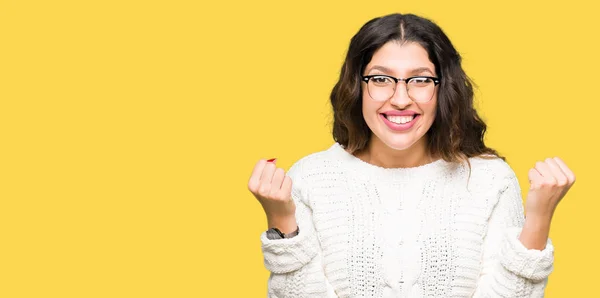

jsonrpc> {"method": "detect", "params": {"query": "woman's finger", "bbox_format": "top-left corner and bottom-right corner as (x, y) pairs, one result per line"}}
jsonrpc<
(528, 168), (543, 189)
(270, 168), (286, 194)
(553, 157), (576, 184)
(281, 175), (293, 198)
(544, 158), (568, 186)
(248, 159), (267, 193)
(259, 161), (277, 185)
(535, 161), (556, 185)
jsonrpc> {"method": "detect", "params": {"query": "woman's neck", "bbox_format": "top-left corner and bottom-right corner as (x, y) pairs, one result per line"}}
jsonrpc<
(353, 135), (435, 169)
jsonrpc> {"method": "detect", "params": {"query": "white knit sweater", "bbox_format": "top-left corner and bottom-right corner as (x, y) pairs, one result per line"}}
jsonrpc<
(260, 142), (554, 297)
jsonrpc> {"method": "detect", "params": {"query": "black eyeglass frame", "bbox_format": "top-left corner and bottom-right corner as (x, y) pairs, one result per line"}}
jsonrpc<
(361, 74), (441, 102)
(361, 75), (441, 86)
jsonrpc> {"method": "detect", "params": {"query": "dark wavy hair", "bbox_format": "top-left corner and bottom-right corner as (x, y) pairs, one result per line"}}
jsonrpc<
(330, 13), (503, 163)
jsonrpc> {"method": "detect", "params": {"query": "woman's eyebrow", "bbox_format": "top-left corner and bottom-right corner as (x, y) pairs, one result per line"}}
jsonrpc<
(367, 65), (394, 74)
(409, 67), (435, 75)
(367, 65), (435, 76)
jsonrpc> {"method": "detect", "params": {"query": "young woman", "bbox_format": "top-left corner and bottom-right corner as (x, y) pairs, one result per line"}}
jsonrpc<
(248, 13), (575, 297)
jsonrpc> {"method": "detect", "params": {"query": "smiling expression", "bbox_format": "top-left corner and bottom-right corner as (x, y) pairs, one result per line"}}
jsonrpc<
(361, 41), (439, 152)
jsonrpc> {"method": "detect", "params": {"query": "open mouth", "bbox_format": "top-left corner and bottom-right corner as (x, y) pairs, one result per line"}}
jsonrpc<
(382, 114), (420, 125)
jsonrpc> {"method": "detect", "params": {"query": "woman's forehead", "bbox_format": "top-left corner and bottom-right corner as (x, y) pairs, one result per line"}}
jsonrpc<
(367, 42), (435, 75)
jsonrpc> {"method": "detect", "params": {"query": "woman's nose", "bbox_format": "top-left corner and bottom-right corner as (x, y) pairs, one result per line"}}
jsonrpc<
(389, 85), (413, 108)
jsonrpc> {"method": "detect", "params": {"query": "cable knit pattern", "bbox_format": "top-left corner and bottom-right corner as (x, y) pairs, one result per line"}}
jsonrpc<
(260, 143), (554, 297)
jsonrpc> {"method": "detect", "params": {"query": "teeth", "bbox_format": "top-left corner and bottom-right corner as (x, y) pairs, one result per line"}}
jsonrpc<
(386, 115), (415, 124)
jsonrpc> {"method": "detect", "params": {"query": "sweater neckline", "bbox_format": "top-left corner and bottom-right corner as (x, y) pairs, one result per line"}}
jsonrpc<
(329, 142), (452, 180)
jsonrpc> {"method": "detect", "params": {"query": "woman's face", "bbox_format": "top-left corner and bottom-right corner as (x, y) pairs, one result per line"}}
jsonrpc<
(361, 41), (438, 151)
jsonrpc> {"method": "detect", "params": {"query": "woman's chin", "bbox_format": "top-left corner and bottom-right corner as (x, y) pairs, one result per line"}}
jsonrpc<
(379, 138), (417, 151)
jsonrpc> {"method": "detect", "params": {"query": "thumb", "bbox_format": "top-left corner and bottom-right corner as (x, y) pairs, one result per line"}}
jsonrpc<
(528, 168), (543, 190)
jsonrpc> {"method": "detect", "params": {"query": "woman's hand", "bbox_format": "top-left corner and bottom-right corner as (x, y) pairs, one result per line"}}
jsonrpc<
(248, 159), (297, 233)
(519, 157), (575, 250)
(525, 157), (576, 219)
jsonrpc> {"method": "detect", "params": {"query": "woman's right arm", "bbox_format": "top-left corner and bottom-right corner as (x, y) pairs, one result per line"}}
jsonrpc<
(249, 158), (337, 298)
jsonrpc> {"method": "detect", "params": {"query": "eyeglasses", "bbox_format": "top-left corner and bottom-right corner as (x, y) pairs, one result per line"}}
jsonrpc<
(361, 75), (440, 103)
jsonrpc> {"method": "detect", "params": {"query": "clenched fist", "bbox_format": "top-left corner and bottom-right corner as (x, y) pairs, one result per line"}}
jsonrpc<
(248, 159), (298, 233)
(526, 157), (576, 218)
(519, 157), (576, 250)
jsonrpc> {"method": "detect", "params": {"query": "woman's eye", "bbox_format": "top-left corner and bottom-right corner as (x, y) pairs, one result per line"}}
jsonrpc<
(372, 76), (392, 84)
(409, 77), (432, 85)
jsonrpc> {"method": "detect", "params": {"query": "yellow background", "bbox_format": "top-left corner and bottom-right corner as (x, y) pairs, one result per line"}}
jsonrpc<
(1, 0), (598, 297)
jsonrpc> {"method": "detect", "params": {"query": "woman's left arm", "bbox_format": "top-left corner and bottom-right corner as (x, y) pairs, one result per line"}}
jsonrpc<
(473, 157), (575, 298)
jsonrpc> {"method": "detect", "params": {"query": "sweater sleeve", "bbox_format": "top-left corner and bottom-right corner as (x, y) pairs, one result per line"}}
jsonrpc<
(472, 169), (555, 298)
(260, 159), (338, 298)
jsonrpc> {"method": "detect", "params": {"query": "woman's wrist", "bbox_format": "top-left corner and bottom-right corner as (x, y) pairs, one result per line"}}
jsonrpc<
(267, 215), (298, 234)
(519, 214), (552, 250)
